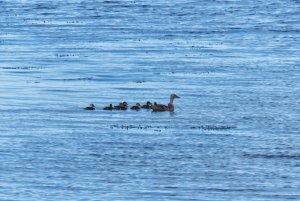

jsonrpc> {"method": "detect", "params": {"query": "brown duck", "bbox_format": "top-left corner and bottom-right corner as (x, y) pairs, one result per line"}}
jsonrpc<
(103, 104), (114, 110)
(114, 102), (128, 110)
(152, 94), (180, 112)
(131, 103), (141, 110)
(141, 101), (152, 109)
(84, 104), (96, 110)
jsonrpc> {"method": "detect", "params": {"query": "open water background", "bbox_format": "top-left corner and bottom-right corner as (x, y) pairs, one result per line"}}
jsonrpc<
(0, 0), (300, 200)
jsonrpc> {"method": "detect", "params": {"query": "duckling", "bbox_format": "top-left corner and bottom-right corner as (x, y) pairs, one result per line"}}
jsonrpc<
(141, 101), (152, 109)
(131, 103), (141, 110)
(84, 103), (96, 110)
(113, 102), (123, 110)
(103, 104), (113, 110)
(114, 102), (128, 110)
(152, 94), (180, 112)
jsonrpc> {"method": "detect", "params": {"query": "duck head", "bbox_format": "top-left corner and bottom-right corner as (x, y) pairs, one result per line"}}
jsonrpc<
(169, 94), (180, 104)
(170, 94), (180, 99)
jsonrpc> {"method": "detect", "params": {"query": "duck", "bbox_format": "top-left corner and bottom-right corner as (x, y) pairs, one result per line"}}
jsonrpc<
(152, 94), (180, 112)
(141, 101), (152, 109)
(152, 102), (168, 112)
(131, 103), (141, 110)
(103, 104), (114, 110)
(84, 103), (96, 110)
(114, 102), (128, 110)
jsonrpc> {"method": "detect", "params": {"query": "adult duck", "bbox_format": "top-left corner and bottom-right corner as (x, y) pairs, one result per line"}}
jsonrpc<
(152, 94), (180, 112)
(84, 104), (96, 110)
(103, 104), (114, 110)
(114, 102), (128, 110)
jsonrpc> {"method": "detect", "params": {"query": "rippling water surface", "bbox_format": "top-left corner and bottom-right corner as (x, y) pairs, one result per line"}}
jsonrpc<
(1, 0), (300, 200)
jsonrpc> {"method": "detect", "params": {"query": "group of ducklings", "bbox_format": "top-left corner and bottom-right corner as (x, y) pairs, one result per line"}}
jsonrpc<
(84, 94), (180, 112)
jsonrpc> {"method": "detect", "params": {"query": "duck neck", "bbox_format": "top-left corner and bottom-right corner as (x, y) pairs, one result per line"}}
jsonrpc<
(169, 97), (174, 104)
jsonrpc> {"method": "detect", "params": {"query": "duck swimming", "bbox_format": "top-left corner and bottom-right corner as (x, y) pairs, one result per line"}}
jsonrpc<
(103, 104), (114, 110)
(131, 103), (141, 110)
(84, 103), (96, 110)
(152, 102), (168, 112)
(114, 102), (128, 110)
(152, 94), (180, 112)
(141, 101), (152, 109)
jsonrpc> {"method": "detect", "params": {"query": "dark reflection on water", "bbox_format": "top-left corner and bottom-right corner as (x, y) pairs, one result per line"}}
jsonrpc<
(243, 153), (300, 160)
(1, 0), (300, 200)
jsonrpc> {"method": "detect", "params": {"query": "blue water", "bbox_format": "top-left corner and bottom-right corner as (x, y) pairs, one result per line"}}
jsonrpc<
(1, 0), (300, 200)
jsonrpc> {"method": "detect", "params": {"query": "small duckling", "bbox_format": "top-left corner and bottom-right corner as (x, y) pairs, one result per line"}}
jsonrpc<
(141, 101), (152, 109)
(103, 104), (113, 110)
(84, 104), (96, 110)
(114, 102), (128, 110)
(131, 103), (141, 110)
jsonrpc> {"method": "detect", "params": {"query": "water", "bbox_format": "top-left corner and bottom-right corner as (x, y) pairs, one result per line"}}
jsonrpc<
(1, 0), (300, 200)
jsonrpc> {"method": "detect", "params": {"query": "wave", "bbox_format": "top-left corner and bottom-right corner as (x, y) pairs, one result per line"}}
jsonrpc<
(243, 153), (300, 160)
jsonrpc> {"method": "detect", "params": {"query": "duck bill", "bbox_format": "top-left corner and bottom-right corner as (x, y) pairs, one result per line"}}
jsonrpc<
(175, 95), (180, 98)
